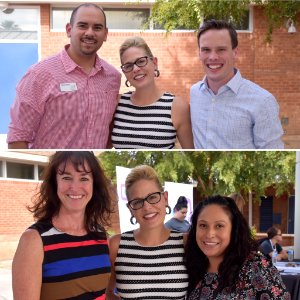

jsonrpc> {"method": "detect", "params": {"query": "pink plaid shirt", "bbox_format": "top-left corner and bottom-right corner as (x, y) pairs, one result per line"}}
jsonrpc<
(7, 45), (121, 149)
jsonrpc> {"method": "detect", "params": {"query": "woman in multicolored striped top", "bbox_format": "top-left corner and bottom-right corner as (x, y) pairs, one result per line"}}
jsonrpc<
(111, 36), (194, 149)
(106, 165), (189, 299)
(12, 151), (113, 300)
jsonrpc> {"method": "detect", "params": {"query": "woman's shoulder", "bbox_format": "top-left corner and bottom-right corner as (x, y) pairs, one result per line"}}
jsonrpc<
(171, 95), (190, 112)
(168, 230), (185, 241)
(15, 228), (44, 257)
(120, 91), (133, 98)
(240, 251), (281, 283)
(238, 252), (290, 298)
(28, 221), (52, 235)
(243, 251), (271, 269)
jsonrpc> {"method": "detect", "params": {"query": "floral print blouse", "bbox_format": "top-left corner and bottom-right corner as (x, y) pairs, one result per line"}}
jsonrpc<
(188, 252), (290, 300)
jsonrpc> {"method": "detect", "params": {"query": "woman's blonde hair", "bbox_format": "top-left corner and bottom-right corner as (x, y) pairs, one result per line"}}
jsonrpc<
(119, 36), (154, 61)
(125, 165), (162, 198)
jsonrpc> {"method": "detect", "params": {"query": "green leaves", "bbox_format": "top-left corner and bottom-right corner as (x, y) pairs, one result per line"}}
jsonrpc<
(99, 151), (296, 201)
(149, 0), (300, 42)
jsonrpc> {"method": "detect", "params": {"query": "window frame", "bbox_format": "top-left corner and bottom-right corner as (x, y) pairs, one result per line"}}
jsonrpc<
(50, 4), (253, 32)
(0, 158), (47, 182)
(0, 5), (41, 43)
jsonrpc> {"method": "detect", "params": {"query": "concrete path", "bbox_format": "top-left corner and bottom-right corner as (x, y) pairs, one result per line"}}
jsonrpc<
(0, 261), (13, 300)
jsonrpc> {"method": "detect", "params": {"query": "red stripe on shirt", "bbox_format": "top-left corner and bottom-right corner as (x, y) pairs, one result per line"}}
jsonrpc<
(95, 295), (106, 300)
(44, 239), (108, 252)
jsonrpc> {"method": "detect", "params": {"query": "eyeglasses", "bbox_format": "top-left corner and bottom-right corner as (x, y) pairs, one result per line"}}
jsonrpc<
(121, 56), (152, 73)
(128, 191), (162, 210)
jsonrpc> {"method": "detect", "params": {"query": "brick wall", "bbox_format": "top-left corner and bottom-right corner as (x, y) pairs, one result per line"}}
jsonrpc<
(39, 5), (300, 146)
(0, 180), (37, 234)
(0, 180), (37, 260)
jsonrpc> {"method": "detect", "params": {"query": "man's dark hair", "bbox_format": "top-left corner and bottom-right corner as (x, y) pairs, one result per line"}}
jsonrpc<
(70, 3), (106, 28)
(197, 19), (238, 49)
(267, 226), (280, 239)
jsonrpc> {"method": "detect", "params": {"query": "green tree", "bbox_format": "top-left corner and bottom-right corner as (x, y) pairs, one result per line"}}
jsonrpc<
(99, 151), (193, 184)
(149, 0), (300, 41)
(99, 151), (295, 200)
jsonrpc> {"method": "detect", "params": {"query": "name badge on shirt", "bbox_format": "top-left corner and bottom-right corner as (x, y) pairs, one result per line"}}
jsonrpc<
(60, 83), (77, 92)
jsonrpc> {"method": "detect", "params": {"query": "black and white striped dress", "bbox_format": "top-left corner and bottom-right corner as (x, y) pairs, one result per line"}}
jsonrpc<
(111, 91), (177, 149)
(114, 230), (189, 300)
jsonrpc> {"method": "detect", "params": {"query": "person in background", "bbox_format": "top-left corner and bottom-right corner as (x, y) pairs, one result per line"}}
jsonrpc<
(185, 195), (289, 299)
(111, 36), (194, 149)
(259, 226), (288, 261)
(165, 196), (190, 233)
(12, 151), (113, 299)
(190, 19), (284, 149)
(8, 4), (121, 149)
(106, 165), (188, 299)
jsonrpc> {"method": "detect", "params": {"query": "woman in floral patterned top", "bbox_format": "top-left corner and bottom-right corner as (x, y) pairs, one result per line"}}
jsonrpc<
(185, 195), (290, 300)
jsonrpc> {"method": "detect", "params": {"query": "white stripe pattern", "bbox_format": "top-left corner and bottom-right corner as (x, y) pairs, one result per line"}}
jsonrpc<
(115, 230), (188, 299)
(112, 92), (177, 149)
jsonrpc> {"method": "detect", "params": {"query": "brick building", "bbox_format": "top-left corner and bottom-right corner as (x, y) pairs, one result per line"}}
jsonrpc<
(0, 1), (299, 147)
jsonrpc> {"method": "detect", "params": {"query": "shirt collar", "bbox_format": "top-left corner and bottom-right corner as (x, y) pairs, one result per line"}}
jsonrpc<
(226, 68), (242, 94)
(198, 68), (242, 95)
(61, 44), (105, 74)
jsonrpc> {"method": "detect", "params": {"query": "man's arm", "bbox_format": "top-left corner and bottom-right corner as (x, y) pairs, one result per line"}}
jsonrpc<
(8, 141), (28, 149)
(253, 95), (284, 149)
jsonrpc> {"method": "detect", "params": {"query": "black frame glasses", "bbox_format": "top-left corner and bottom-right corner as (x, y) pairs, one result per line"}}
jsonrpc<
(121, 56), (152, 73)
(127, 191), (162, 210)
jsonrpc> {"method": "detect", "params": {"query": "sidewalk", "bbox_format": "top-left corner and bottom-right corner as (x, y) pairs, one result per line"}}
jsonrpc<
(0, 260), (13, 300)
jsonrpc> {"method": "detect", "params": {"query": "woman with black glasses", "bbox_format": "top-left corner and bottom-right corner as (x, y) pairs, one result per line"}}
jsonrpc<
(106, 165), (189, 299)
(111, 36), (194, 149)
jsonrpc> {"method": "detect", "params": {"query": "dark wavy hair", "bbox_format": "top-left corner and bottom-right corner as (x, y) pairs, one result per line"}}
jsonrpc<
(174, 196), (188, 212)
(185, 195), (258, 296)
(28, 151), (113, 237)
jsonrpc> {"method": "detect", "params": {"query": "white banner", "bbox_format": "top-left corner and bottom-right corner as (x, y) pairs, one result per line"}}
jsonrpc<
(116, 166), (194, 233)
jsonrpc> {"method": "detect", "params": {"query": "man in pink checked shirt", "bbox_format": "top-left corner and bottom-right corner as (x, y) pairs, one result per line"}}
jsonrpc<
(7, 3), (121, 149)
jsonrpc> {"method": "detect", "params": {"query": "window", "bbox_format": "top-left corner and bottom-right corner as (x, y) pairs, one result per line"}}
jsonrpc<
(51, 6), (251, 31)
(51, 7), (149, 31)
(0, 8), (39, 40)
(0, 161), (3, 177)
(106, 8), (149, 30)
(51, 7), (72, 30)
(38, 165), (45, 180)
(6, 162), (34, 179)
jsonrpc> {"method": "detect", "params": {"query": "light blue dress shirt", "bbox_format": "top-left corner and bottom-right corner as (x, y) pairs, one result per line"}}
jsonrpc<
(190, 69), (284, 149)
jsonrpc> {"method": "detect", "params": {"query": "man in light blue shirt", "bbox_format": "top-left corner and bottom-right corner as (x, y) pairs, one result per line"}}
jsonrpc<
(190, 19), (284, 149)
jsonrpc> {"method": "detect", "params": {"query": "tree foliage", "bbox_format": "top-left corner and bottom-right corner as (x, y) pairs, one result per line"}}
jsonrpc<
(149, 0), (300, 41)
(99, 151), (296, 200)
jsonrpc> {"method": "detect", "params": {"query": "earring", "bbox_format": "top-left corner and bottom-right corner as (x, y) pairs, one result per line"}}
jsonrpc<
(130, 216), (137, 225)
(125, 80), (131, 87)
(154, 69), (160, 78)
(166, 205), (171, 215)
